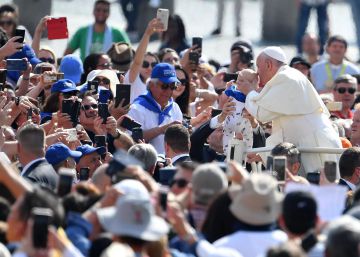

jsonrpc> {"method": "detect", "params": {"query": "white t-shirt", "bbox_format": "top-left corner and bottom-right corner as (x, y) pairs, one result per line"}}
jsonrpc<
(124, 71), (147, 103)
(213, 230), (288, 257)
(127, 100), (183, 154)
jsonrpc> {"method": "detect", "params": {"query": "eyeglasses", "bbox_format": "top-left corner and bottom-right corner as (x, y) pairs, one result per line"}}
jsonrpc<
(97, 62), (111, 69)
(82, 104), (98, 110)
(170, 178), (188, 188)
(0, 20), (14, 26)
(336, 87), (356, 94)
(178, 79), (188, 85)
(62, 92), (77, 99)
(94, 77), (110, 85)
(160, 82), (178, 91)
(39, 57), (55, 64)
(142, 61), (158, 69)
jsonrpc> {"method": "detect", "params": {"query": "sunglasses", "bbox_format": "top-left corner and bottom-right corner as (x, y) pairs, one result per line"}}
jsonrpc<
(82, 104), (98, 110)
(160, 82), (178, 91)
(142, 61), (158, 69)
(97, 62), (111, 69)
(39, 57), (55, 64)
(62, 92), (77, 99)
(94, 77), (110, 85)
(0, 20), (14, 26)
(170, 178), (188, 188)
(336, 87), (356, 94)
(178, 79), (188, 85)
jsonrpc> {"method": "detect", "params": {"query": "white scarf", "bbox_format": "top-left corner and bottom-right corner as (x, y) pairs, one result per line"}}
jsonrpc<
(85, 24), (113, 57)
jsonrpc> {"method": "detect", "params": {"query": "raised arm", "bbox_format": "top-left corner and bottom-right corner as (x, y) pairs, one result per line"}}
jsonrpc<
(128, 18), (164, 83)
(31, 16), (51, 55)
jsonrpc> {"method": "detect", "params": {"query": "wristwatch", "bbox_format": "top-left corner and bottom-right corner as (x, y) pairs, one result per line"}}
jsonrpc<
(113, 129), (121, 139)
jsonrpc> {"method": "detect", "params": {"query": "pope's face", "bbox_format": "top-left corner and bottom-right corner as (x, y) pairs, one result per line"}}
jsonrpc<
(256, 55), (268, 86)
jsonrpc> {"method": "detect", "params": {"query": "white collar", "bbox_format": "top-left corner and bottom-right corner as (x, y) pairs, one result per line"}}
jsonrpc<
(20, 157), (46, 176)
(171, 153), (189, 164)
(343, 178), (356, 191)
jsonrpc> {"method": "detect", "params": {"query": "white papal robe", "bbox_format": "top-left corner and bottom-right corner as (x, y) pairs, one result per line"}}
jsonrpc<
(245, 65), (342, 175)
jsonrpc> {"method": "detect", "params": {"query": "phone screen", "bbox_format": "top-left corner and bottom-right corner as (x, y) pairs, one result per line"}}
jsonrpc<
(192, 37), (202, 54)
(115, 84), (131, 107)
(0, 69), (7, 86)
(57, 171), (73, 197)
(94, 135), (106, 148)
(223, 73), (238, 82)
(98, 103), (110, 124)
(15, 29), (25, 44)
(131, 127), (143, 142)
(121, 116), (141, 130)
(99, 89), (111, 104)
(87, 81), (99, 95)
(71, 100), (81, 125)
(266, 156), (274, 170)
(211, 108), (222, 117)
(27, 108), (33, 120)
(324, 161), (337, 183)
(6, 59), (27, 71)
(157, 8), (169, 30)
(189, 52), (200, 65)
(159, 167), (177, 186)
(273, 156), (286, 181)
(306, 172), (320, 185)
(32, 208), (53, 249)
(79, 167), (90, 181)
(61, 99), (73, 115)
(301, 232), (318, 252)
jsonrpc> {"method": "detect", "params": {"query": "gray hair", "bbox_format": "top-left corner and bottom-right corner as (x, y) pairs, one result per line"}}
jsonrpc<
(128, 144), (158, 172)
(17, 124), (45, 156)
(325, 216), (360, 257)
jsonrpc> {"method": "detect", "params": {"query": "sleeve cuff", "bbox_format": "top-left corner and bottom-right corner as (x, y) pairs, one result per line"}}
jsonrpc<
(252, 124), (260, 133)
(245, 90), (259, 117)
(209, 116), (222, 129)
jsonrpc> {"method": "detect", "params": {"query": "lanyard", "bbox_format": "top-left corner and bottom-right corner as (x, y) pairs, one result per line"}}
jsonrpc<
(325, 62), (347, 82)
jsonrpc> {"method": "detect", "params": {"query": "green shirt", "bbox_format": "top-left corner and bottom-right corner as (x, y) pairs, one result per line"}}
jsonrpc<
(68, 25), (130, 60)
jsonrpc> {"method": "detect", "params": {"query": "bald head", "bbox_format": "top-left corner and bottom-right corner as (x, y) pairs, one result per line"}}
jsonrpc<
(91, 164), (111, 193)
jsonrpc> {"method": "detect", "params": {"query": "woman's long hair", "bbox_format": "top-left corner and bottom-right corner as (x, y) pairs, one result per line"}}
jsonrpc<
(174, 66), (190, 115)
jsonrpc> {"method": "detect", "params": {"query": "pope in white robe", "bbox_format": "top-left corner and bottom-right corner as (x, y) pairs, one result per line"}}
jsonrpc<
(240, 47), (342, 175)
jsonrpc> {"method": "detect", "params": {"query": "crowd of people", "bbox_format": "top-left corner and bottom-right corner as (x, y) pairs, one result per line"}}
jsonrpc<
(0, 0), (360, 257)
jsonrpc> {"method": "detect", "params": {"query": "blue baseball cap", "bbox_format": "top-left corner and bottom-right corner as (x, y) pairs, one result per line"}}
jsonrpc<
(59, 54), (84, 84)
(151, 63), (180, 84)
(10, 44), (41, 66)
(45, 143), (82, 165)
(51, 79), (79, 93)
(75, 144), (106, 163)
